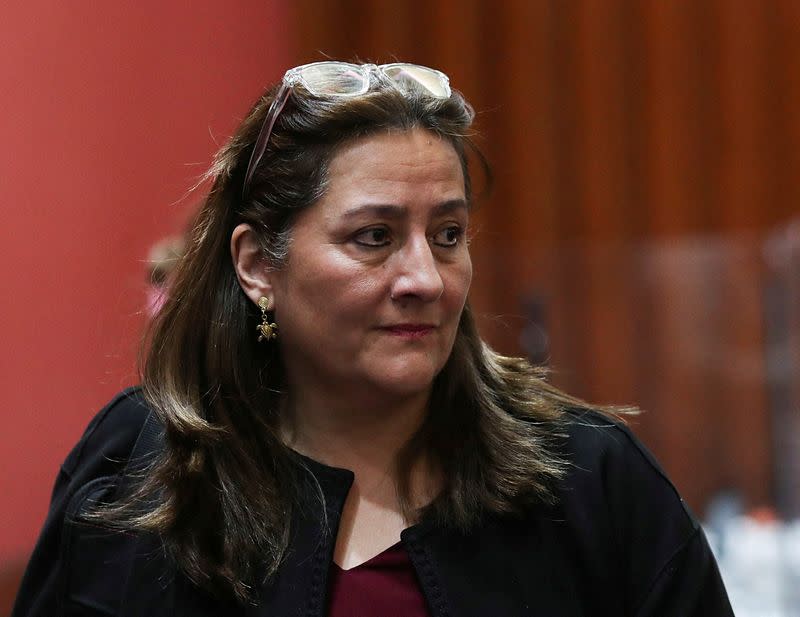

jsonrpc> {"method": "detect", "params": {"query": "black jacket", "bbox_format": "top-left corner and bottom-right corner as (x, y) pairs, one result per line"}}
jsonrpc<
(13, 388), (733, 616)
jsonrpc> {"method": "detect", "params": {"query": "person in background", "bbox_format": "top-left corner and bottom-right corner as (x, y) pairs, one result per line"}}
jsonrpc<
(144, 235), (185, 318)
(12, 61), (734, 616)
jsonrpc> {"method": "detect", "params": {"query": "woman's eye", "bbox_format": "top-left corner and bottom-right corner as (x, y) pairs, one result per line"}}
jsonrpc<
(432, 226), (464, 247)
(354, 227), (391, 247)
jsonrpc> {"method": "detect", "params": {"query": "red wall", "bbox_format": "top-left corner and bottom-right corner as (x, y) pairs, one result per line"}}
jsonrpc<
(0, 1), (290, 564)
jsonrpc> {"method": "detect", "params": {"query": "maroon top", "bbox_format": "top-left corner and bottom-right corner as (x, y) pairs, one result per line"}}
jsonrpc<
(326, 542), (432, 617)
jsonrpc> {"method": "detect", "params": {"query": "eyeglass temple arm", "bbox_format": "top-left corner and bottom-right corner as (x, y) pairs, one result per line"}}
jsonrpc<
(242, 83), (292, 198)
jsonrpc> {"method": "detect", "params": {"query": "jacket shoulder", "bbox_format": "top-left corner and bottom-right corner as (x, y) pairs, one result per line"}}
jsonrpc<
(556, 408), (712, 612)
(561, 409), (682, 488)
(60, 386), (153, 483)
(558, 407), (695, 526)
(11, 388), (158, 617)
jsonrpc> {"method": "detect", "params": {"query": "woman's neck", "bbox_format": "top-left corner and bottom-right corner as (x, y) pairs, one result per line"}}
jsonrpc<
(282, 387), (430, 477)
(283, 387), (442, 561)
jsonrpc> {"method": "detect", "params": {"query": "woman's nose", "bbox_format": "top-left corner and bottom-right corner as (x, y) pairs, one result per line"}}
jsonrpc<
(389, 237), (444, 303)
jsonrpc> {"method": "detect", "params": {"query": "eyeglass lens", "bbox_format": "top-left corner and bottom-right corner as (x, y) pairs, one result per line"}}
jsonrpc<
(296, 63), (368, 97)
(382, 65), (449, 98)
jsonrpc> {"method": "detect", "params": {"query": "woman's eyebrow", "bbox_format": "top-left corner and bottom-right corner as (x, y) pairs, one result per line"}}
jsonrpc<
(340, 199), (468, 221)
(432, 199), (469, 216)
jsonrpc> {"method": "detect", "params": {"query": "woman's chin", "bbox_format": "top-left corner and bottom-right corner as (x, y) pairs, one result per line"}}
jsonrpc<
(363, 361), (442, 399)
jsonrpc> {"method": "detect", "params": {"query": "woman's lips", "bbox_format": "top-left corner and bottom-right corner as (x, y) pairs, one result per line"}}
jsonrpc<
(382, 324), (435, 338)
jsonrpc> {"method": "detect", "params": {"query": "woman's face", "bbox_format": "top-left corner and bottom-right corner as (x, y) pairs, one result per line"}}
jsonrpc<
(268, 128), (472, 403)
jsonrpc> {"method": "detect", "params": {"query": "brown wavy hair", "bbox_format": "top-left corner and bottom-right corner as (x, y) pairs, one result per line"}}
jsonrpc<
(109, 68), (606, 603)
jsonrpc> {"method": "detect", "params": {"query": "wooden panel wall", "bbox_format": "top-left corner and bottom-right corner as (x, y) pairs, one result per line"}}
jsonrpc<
(288, 0), (800, 515)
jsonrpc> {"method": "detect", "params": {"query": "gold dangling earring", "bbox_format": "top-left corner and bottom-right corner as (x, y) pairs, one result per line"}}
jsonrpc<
(256, 296), (278, 342)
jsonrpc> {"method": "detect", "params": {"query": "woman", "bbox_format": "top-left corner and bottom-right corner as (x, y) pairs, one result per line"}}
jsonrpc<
(13, 62), (733, 616)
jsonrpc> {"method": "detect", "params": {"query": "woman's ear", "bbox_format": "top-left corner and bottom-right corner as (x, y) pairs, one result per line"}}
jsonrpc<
(231, 223), (275, 307)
